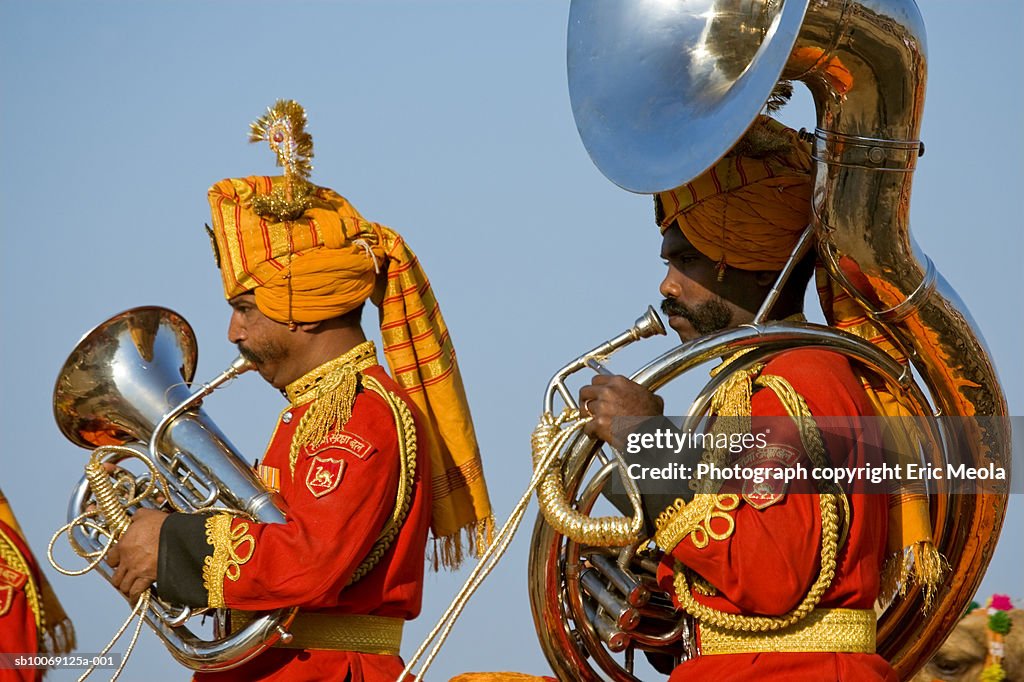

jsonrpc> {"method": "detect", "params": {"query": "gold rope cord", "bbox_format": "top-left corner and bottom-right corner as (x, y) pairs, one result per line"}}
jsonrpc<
(49, 445), (172, 577)
(77, 591), (150, 682)
(47, 443), (253, 679)
(346, 375), (417, 586)
(401, 408), (594, 681)
(531, 411), (643, 546)
(672, 372), (843, 633)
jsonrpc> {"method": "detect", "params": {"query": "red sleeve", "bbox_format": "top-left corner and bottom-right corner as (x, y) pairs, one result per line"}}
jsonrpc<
(657, 381), (822, 616)
(212, 393), (401, 612)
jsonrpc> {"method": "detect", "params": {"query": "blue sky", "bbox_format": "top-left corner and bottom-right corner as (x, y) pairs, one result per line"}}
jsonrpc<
(1, 1), (1020, 679)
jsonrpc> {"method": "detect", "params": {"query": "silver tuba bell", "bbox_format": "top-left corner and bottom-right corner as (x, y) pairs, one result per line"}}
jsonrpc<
(51, 306), (297, 671)
(528, 0), (1010, 679)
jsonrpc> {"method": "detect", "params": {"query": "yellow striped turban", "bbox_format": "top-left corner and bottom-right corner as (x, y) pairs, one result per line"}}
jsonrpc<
(655, 115), (813, 272)
(208, 175), (493, 567)
(209, 176), (381, 322)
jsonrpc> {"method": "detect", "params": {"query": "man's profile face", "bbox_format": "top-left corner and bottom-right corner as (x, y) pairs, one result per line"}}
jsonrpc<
(658, 228), (753, 341)
(227, 293), (295, 389)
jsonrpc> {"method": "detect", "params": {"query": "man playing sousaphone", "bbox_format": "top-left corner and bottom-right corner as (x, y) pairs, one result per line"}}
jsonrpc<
(105, 100), (493, 681)
(579, 113), (941, 681)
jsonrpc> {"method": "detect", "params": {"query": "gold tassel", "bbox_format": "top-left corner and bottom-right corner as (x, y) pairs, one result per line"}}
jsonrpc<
(879, 540), (948, 611)
(289, 365), (359, 477)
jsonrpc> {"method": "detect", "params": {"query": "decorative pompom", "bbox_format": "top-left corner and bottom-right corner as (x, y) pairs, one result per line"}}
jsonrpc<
(979, 661), (1006, 682)
(988, 610), (1012, 636)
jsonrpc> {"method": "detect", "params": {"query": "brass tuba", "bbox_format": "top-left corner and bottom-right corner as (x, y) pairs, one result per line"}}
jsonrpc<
(528, 0), (1010, 679)
(51, 306), (297, 671)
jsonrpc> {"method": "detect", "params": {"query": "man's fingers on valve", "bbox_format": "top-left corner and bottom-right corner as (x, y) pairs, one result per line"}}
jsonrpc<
(579, 375), (665, 447)
(110, 558), (129, 594)
(106, 540), (121, 568)
(579, 375), (664, 416)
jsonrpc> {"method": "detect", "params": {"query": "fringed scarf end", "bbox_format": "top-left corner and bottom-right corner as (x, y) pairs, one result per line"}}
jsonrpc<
(429, 515), (496, 571)
(41, 616), (76, 655)
(880, 540), (948, 611)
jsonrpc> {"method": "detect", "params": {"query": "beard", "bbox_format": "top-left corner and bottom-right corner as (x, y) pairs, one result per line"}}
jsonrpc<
(660, 296), (733, 336)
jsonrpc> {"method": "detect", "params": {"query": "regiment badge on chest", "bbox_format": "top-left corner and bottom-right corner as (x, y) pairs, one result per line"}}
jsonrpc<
(738, 444), (801, 510)
(306, 456), (345, 498)
(0, 585), (13, 617)
(0, 565), (25, 618)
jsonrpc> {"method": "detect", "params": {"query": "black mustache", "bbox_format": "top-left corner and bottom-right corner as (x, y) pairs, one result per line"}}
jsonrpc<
(660, 297), (690, 317)
(237, 344), (263, 364)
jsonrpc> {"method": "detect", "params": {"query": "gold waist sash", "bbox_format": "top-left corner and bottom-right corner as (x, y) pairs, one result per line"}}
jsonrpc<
(232, 611), (404, 655)
(699, 608), (876, 656)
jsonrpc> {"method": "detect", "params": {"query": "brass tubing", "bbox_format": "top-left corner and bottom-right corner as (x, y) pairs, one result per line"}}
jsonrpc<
(589, 554), (650, 608)
(580, 569), (640, 631)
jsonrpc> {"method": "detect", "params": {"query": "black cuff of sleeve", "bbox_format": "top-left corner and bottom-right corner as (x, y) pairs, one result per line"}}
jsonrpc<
(603, 415), (695, 535)
(157, 512), (215, 607)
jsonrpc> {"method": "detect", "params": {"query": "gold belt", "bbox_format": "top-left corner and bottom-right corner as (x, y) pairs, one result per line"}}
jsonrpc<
(699, 608), (876, 656)
(231, 611), (404, 655)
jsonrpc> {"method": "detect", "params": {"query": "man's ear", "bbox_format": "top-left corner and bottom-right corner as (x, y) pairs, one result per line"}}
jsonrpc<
(294, 319), (323, 333)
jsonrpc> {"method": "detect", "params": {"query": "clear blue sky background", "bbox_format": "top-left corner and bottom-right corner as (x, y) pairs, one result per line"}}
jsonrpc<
(1, 1), (1020, 680)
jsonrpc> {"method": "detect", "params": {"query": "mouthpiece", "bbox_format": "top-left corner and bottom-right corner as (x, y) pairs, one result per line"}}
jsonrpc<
(227, 355), (255, 378)
(632, 305), (666, 340)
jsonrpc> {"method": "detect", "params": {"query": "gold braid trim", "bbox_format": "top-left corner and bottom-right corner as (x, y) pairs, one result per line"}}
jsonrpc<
(653, 360), (762, 552)
(673, 488), (838, 632)
(670, 371), (844, 633)
(699, 607), (876, 654)
(0, 526), (43, 636)
(203, 515), (256, 609)
(345, 375), (417, 586)
(654, 494), (740, 553)
(286, 341), (379, 478)
(232, 610), (404, 655)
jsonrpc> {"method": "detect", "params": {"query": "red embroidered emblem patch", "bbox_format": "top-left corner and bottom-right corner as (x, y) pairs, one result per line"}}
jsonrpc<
(306, 457), (345, 498)
(0, 585), (13, 617)
(737, 444), (802, 510)
(312, 431), (376, 460)
(0, 565), (27, 590)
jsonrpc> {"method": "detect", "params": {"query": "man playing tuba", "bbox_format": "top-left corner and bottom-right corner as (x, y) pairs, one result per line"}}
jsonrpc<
(105, 101), (493, 682)
(580, 115), (937, 681)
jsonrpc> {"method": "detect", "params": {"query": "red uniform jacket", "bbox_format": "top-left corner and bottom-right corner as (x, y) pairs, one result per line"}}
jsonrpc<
(657, 350), (897, 681)
(0, 520), (42, 682)
(159, 364), (431, 682)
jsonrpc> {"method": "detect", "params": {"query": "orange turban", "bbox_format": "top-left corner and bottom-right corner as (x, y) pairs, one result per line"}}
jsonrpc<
(655, 115), (813, 272)
(208, 176), (385, 323)
(207, 175), (493, 567)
